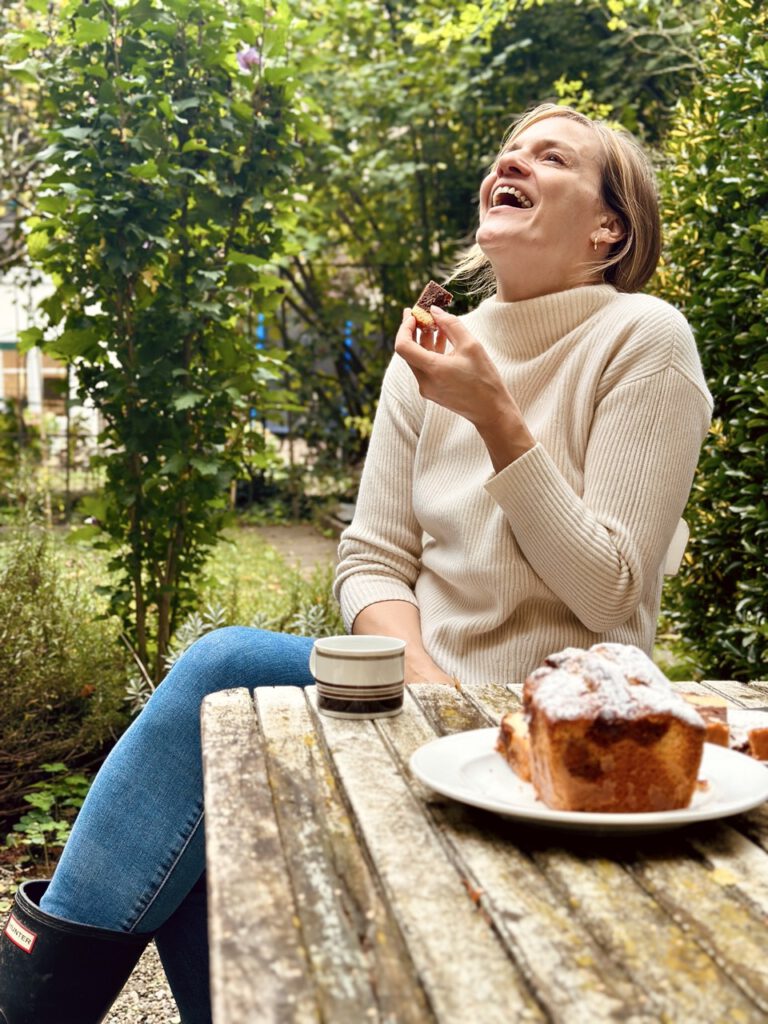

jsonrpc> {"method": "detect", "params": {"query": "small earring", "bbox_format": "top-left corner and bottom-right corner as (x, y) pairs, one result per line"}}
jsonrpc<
(592, 235), (599, 252)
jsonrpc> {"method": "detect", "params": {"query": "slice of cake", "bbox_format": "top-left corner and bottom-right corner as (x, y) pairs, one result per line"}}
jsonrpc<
(410, 280), (453, 328)
(679, 691), (730, 747)
(496, 710), (532, 782)
(728, 709), (768, 760)
(519, 643), (705, 813)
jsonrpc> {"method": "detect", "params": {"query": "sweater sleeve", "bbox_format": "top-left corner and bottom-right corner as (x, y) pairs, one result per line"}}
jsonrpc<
(484, 338), (712, 632)
(333, 356), (424, 631)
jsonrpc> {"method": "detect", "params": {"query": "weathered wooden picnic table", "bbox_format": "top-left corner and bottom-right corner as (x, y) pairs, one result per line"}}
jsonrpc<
(201, 677), (768, 1024)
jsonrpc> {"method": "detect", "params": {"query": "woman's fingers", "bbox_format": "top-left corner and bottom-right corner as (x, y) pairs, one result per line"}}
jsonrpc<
(418, 327), (447, 353)
(397, 307), (450, 354)
(430, 305), (471, 349)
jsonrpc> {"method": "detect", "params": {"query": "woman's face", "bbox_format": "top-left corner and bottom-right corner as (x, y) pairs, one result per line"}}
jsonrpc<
(476, 115), (617, 300)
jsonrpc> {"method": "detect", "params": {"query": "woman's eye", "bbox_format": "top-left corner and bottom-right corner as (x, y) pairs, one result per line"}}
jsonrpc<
(544, 152), (565, 164)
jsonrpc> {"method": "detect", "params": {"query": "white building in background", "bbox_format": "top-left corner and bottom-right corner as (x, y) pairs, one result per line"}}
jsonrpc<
(0, 269), (101, 448)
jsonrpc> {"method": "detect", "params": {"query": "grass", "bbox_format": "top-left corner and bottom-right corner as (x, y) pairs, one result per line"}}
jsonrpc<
(0, 519), (340, 633)
(195, 525), (340, 629)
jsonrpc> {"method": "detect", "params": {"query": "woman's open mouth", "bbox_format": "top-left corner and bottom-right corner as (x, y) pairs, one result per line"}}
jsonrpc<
(492, 185), (533, 209)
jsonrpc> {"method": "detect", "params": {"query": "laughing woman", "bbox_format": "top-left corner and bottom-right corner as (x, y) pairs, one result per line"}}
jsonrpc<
(336, 103), (712, 687)
(0, 104), (711, 1024)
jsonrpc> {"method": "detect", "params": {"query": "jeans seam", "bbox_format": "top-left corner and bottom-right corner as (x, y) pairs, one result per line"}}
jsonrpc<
(129, 807), (205, 933)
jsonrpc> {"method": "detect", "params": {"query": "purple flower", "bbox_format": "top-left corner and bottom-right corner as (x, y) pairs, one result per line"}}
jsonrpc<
(236, 45), (262, 73)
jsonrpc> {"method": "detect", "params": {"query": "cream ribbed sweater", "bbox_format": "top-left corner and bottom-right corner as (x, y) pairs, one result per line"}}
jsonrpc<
(334, 285), (712, 684)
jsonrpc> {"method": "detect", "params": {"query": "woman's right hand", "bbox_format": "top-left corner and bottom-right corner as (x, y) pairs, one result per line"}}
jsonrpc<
(405, 653), (457, 686)
(395, 307), (536, 472)
(351, 600), (456, 686)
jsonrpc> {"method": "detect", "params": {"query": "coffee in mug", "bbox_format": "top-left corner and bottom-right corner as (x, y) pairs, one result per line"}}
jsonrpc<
(309, 635), (405, 720)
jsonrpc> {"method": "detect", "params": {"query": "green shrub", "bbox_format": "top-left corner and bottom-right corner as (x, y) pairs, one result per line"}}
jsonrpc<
(5, 762), (91, 871)
(0, 524), (130, 818)
(8, 0), (308, 681)
(659, 0), (767, 681)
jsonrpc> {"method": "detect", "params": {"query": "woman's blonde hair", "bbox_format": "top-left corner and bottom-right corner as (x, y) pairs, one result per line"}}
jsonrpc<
(447, 103), (661, 296)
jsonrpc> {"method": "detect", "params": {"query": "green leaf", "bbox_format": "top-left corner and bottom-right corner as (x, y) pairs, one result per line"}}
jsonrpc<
(128, 159), (161, 180)
(65, 525), (103, 544)
(58, 126), (91, 141)
(173, 392), (205, 410)
(181, 139), (210, 153)
(18, 327), (44, 353)
(160, 453), (187, 475)
(47, 328), (100, 359)
(190, 457), (220, 476)
(73, 19), (110, 44)
(36, 195), (70, 214)
(173, 97), (200, 113)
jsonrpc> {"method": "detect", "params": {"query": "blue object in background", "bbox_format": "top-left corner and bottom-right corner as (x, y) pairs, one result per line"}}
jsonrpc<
(343, 320), (353, 368)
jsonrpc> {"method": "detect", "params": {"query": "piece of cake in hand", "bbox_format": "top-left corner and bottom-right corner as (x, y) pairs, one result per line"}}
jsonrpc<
(410, 280), (453, 328)
(523, 644), (705, 813)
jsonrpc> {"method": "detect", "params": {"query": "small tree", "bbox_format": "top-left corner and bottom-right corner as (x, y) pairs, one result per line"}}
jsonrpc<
(660, 0), (767, 679)
(14, 0), (305, 678)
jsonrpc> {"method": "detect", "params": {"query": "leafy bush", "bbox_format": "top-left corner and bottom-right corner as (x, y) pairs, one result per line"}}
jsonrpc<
(660, 0), (767, 679)
(5, 762), (91, 871)
(0, 524), (130, 818)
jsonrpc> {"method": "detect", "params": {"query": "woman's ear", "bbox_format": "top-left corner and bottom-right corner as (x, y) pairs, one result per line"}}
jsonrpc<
(599, 212), (625, 246)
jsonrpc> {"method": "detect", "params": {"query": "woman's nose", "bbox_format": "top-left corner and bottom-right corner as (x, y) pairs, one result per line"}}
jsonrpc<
(497, 149), (531, 176)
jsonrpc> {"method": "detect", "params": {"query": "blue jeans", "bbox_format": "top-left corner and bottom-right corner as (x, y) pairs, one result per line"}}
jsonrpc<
(39, 627), (314, 1016)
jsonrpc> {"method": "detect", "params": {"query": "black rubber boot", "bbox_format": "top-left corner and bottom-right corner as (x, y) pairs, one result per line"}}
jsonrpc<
(154, 872), (213, 1024)
(0, 879), (151, 1024)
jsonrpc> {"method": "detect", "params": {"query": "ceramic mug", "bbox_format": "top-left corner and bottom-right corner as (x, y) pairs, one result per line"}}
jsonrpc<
(309, 635), (406, 720)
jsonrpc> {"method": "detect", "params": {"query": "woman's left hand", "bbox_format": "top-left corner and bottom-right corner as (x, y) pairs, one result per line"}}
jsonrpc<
(395, 305), (536, 472)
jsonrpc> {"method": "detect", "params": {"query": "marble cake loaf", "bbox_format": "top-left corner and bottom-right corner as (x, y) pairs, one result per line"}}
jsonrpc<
(497, 643), (706, 813)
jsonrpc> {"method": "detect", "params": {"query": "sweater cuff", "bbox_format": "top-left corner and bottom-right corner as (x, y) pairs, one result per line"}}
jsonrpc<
(337, 576), (420, 633)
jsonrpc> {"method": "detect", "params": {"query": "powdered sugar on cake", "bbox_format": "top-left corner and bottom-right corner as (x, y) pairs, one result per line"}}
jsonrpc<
(527, 643), (703, 727)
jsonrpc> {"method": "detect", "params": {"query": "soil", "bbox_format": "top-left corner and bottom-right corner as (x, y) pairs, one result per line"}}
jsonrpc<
(0, 523), (340, 1022)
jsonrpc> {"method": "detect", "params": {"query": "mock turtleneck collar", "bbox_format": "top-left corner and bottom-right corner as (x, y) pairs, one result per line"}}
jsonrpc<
(464, 284), (619, 358)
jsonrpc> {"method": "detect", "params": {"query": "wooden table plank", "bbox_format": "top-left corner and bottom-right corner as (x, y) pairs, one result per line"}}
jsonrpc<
(201, 688), (318, 1024)
(699, 679), (768, 707)
(311, 689), (545, 1023)
(631, 846), (768, 1013)
(255, 687), (434, 1024)
(688, 823), (768, 919)
(534, 843), (764, 1021)
(386, 690), (656, 1020)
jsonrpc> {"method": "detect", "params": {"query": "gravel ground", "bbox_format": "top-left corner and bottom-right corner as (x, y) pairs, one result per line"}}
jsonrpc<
(1, 524), (338, 1022)
(105, 944), (179, 1024)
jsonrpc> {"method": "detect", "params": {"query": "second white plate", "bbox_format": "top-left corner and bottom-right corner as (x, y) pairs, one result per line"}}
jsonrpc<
(410, 728), (768, 832)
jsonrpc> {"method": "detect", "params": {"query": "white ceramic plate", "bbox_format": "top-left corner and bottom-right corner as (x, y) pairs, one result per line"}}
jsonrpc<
(410, 728), (768, 832)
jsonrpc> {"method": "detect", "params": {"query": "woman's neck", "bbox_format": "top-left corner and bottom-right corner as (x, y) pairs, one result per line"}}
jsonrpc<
(493, 264), (604, 303)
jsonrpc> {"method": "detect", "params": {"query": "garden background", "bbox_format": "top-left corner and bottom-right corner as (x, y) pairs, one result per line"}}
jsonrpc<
(0, 0), (765, 865)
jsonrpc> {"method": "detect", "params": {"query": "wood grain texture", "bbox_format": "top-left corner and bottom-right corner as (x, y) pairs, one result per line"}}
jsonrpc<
(201, 679), (768, 1024)
(255, 686), (433, 1024)
(201, 687), (317, 1024)
(313, 689), (544, 1023)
